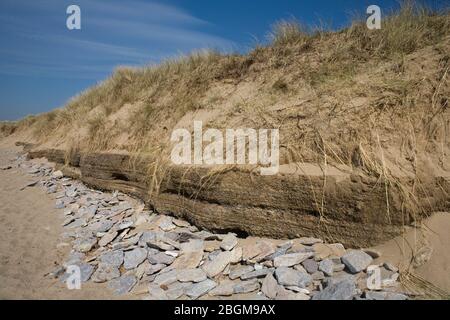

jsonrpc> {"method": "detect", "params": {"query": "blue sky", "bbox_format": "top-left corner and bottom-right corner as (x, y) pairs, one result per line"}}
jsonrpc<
(0, 0), (447, 120)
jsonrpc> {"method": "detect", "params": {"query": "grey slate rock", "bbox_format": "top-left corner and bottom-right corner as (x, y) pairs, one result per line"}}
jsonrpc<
(312, 278), (356, 300)
(341, 250), (373, 273)
(318, 259), (334, 276)
(100, 250), (124, 267)
(124, 248), (147, 269)
(275, 267), (313, 288)
(108, 275), (137, 295)
(233, 279), (260, 294)
(302, 259), (318, 274)
(185, 279), (217, 299)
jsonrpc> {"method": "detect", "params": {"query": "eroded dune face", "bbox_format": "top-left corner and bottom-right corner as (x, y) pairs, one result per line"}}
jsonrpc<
(2, 11), (449, 246)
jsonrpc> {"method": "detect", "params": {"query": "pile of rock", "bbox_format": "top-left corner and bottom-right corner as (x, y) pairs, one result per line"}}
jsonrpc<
(16, 155), (409, 300)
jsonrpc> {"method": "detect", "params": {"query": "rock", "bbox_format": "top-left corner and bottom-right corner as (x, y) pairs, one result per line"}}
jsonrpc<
(276, 287), (310, 300)
(209, 281), (235, 296)
(147, 263), (165, 275)
(302, 259), (318, 274)
(116, 218), (134, 231)
(171, 250), (203, 269)
(177, 268), (207, 283)
(74, 237), (97, 253)
(99, 250), (124, 267)
(333, 263), (346, 272)
(230, 247), (243, 263)
(124, 248), (147, 270)
(158, 216), (176, 231)
(341, 250), (373, 273)
(154, 269), (178, 286)
(147, 284), (168, 300)
(204, 240), (221, 252)
(312, 271), (325, 280)
(265, 242), (292, 261)
(240, 268), (273, 280)
(0, 165), (12, 170)
(202, 250), (236, 278)
(108, 275), (137, 295)
(179, 239), (204, 252)
(229, 265), (254, 280)
(261, 272), (279, 299)
(318, 259), (334, 276)
(185, 279), (217, 299)
(98, 230), (118, 247)
(365, 291), (408, 300)
(313, 243), (346, 260)
(148, 252), (175, 265)
(275, 267), (313, 288)
(165, 281), (191, 299)
(243, 240), (277, 262)
(91, 263), (120, 282)
(52, 170), (64, 178)
(286, 286), (310, 294)
(89, 220), (114, 233)
(312, 278), (356, 300)
(294, 264), (308, 273)
(298, 237), (323, 245)
(273, 252), (314, 267)
(220, 233), (238, 251)
(233, 279), (260, 294)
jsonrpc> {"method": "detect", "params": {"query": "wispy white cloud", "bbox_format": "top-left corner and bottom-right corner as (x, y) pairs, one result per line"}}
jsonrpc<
(0, 0), (235, 79)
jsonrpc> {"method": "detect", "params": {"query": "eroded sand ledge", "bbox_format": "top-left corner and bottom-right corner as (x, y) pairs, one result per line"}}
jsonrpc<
(26, 147), (450, 248)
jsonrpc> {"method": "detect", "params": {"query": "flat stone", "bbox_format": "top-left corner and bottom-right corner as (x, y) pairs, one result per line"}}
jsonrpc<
(341, 250), (373, 273)
(91, 263), (120, 282)
(229, 264), (254, 280)
(240, 268), (273, 280)
(89, 220), (114, 233)
(179, 239), (204, 252)
(185, 279), (217, 299)
(147, 263), (165, 275)
(52, 170), (64, 178)
(116, 218), (134, 231)
(99, 250), (124, 267)
(108, 275), (137, 295)
(243, 240), (277, 262)
(98, 230), (118, 247)
(209, 281), (235, 296)
(202, 250), (234, 278)
(275, 267), (313, 288)
(177, 268), (207, 283)
(312, 278), (356, 300)
(261, 272), (279, 299)
(154, 269), (178, 286)
(302, 259), (318, 274)
(171, 250), (203, 269)
(365, 291), (408, 300)
(74, 237), (97, 253)
(276, 288), (310, 300)
(204, 240), (221, 252)
(233, 279), (260, 294)
(318, 259), (334, 276)
(148, 252), (175, 265)
(124, 248), (147, 270)
(220, 233), (238, 251)
(158, 216), (176, 231)
(274, 252), (314, 267)
(313, 243), (346, 260)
